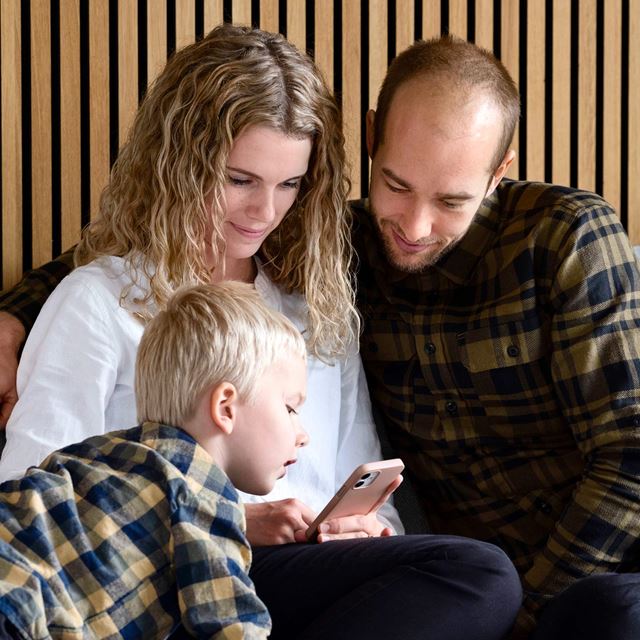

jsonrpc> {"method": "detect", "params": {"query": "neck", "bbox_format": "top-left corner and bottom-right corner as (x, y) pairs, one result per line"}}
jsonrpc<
(210, 257), (257, 284)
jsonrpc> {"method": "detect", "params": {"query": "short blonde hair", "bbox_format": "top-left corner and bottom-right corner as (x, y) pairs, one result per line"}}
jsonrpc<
(135, 282), (306, 427)
(76, 24), (358, 361)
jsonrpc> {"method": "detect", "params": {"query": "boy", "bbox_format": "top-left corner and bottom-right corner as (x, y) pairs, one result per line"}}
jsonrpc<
(0, 281), (308, 639)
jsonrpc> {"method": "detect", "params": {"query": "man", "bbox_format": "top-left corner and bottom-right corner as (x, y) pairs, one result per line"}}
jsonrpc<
(348, 36), (640, 638)
(0, 35), (639, 638)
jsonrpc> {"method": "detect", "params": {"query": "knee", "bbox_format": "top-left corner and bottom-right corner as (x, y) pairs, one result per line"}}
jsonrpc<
(535, 573), (640, 640)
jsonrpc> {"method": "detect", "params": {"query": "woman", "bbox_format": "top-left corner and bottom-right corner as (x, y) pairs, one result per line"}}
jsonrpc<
(0, 24), (521, 639)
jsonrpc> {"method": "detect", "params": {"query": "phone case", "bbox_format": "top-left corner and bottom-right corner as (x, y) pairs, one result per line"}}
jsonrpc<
(305, 458), (404, 540)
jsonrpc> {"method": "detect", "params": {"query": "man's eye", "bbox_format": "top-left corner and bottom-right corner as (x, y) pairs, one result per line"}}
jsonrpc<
(443, 200), (463, 209)
(386, 183), (407, 194)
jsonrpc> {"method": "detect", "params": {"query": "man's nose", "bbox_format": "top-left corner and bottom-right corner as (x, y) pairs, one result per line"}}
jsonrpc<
(402, 201), (433, 242)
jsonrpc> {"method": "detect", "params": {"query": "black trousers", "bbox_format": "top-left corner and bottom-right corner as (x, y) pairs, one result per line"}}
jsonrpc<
(533, 573), (640, 640)
(250, 534), (522, 640)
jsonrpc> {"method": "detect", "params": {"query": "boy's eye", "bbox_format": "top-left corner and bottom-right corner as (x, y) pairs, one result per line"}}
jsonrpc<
(286, 405), (298, 415)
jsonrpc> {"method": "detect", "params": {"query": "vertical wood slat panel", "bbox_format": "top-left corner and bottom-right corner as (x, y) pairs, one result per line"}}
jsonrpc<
(287, 2), (305, 54)
(89, 1), (110, 221)
(342, 1), (361, 197)
(395, 0), (414, 54)
(147, 0), (167, 86)
(60, 0), (81, 252)
(422, 0), (440, 39)
(232, 0), (252, 27)
(176, 0), (196, 49)
(368, 0), (387, 112)
(474, 0), (493, 51)
(552, 0), (571, 187)
(578, 0), (597, 191)
(1, 0), (22, 287)
(259, 0), (279, 34)
(30, 0), (52, 266)
(2, 1), (639, 289)
(629, 0), (640, 244)
(500, 0), (519, 179)
(526, 0), (545, 182)
(314, 0), (333, 87)
(118, 0), (138, 148)
(603, 0), (622, 215)
(448, 0), (467, 39)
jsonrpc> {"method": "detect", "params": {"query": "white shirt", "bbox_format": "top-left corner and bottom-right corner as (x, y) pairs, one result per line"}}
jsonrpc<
(0, 256), (403, 532)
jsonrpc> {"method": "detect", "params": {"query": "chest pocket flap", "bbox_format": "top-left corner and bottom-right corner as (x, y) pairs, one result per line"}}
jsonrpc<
(460, 319), (548, 373)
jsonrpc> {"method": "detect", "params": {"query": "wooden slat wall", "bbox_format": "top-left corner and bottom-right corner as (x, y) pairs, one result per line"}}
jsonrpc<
(1, 0), (638, 288)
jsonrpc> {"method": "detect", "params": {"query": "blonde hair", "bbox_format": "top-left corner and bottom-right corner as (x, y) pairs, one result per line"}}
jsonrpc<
(372, 35), (520, 171)
(135, 281), (306, 427)
(76, 24), (357, 359)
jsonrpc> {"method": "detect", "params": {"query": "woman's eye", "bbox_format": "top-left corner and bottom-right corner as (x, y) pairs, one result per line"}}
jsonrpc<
(282, 180), (301, 190)
(228, 176), (251, 186)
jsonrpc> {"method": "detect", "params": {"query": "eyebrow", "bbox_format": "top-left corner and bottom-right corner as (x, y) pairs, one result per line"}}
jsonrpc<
(381, 167), (475, 200)
(226, 166), (306, 182)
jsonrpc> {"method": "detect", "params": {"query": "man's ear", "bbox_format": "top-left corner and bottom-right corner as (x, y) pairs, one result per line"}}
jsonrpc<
(365, 109), (376, 159)
(209, 382), (238, 435)
(487, 149), (516, 196)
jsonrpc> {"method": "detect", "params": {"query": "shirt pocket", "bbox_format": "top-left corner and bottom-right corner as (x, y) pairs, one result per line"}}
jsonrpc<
(457, 318), (553, 411)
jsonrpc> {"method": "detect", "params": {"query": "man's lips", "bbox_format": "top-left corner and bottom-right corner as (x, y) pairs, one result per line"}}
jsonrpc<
(392, 229), (439, 254)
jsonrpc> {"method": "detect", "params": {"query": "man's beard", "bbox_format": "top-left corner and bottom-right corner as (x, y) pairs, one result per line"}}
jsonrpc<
(372, 216), (461, 273)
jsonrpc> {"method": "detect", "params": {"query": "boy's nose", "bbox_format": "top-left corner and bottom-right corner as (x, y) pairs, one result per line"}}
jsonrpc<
(296, 427), (310, 448)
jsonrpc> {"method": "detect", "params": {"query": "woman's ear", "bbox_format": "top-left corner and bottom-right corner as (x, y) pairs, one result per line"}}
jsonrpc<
(209, 382), (238, 435)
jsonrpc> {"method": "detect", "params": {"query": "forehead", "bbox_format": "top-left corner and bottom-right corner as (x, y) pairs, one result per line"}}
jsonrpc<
(378, 79), (503, 177)
(228, 125), (312, 175)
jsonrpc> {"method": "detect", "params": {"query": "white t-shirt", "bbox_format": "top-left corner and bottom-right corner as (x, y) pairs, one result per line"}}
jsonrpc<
(0, 256), (403, 532)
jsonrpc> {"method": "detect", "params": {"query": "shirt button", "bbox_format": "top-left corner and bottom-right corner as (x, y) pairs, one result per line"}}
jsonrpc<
(445, 401), (458, 415)
(424, 342), (436, 355)
(507, 344), (520, 357)
(534, 497), (552, 514)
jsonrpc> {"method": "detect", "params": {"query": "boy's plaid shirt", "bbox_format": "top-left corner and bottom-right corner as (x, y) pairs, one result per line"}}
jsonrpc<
(0, 422), (270, 639)
(353, 180), (640, 613)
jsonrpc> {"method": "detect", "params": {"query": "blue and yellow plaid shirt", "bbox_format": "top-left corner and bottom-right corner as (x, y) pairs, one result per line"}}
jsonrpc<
(354, 180), (640, 617)
(0, 422), (270, 639)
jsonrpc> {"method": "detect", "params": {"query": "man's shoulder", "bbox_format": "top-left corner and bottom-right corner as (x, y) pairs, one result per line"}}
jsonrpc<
(494, 179), (615, 219)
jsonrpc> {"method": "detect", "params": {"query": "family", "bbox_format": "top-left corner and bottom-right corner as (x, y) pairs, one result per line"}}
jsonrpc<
(0, 22), (638, 640)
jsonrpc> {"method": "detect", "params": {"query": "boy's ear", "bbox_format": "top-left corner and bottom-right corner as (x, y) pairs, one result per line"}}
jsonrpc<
(209, 382), (238, 435)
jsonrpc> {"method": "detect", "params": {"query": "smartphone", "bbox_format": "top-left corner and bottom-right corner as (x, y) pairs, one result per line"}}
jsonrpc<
(305, 458), (404, 541)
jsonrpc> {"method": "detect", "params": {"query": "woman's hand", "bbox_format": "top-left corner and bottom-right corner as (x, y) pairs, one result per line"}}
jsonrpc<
(245, 499), (316, 546)
(0, 313), (25, 427)
(315, 475), (403, 542)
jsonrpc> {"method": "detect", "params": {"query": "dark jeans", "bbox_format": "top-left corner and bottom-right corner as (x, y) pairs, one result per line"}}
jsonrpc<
(250, 534), (522, 640)
(533, 573), (640, 640)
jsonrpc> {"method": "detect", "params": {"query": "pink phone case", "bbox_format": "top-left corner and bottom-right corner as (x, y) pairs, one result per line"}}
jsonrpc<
(305, 458), (404, 540)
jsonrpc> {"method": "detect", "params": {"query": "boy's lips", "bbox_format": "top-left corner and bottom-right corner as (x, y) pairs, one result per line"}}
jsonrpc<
(284, 459), (297, 467)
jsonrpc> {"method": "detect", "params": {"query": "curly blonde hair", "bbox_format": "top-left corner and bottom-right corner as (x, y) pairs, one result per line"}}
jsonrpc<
(76, 24), (357, 359)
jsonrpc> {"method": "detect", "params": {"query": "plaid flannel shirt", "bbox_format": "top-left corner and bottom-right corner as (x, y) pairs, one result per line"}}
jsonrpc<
(0, 248), (75, 336)
(0, 422), (270, 639)
(354, 180), (640, 617)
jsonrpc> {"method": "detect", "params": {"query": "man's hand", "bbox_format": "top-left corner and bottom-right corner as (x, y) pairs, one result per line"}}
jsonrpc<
(245, 499), (316, 546)
(0, 313), (25, 427)
(315, 475), (403, 542)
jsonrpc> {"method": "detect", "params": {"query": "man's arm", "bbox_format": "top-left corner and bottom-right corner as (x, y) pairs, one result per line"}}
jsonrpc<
(0, 247), (75, 426)
(522, 202), (640, 616)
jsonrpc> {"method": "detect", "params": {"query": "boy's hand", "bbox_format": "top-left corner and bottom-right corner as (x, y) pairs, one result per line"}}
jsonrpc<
(245, 499), (316, 546)
(0, 313), (25, 427)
